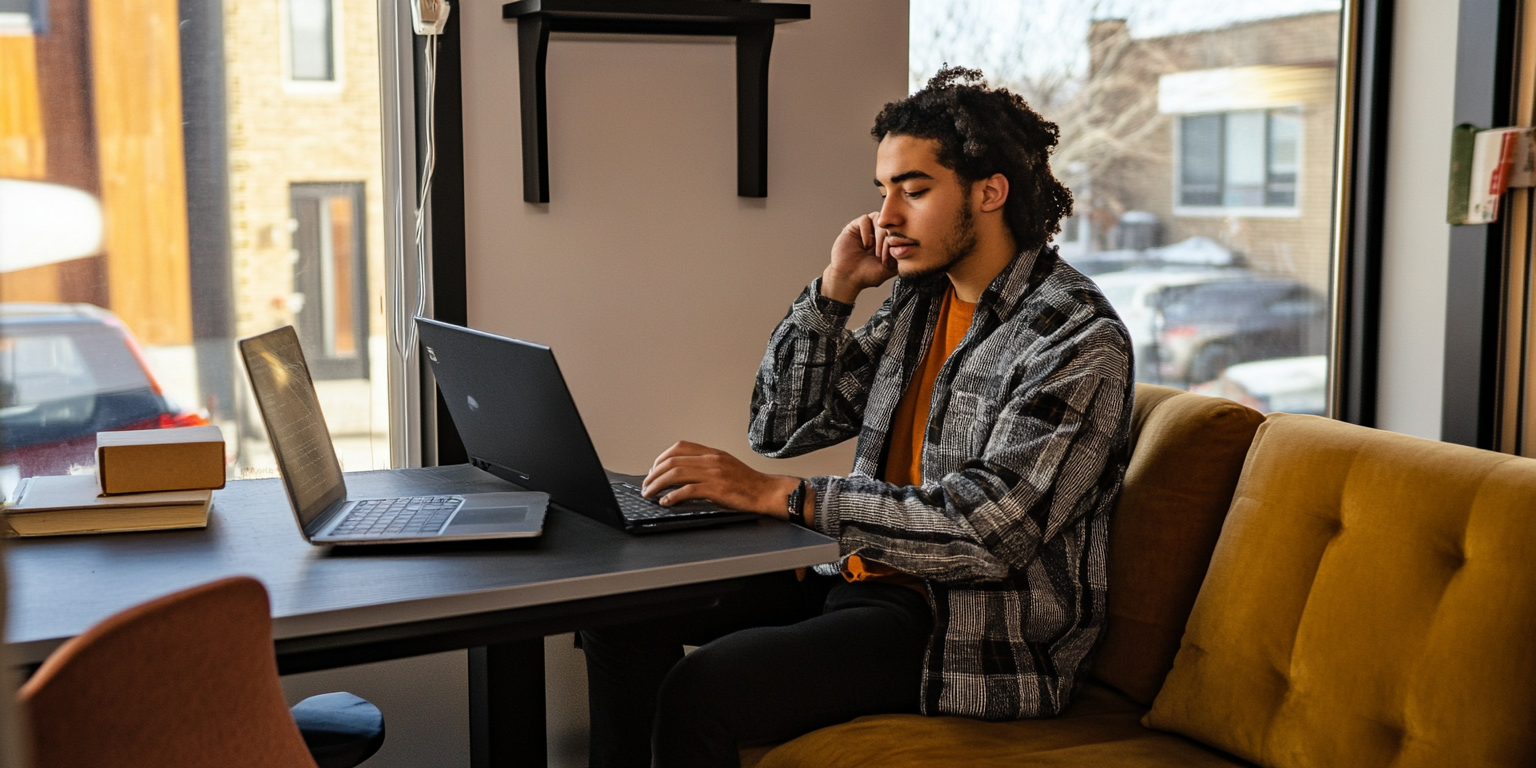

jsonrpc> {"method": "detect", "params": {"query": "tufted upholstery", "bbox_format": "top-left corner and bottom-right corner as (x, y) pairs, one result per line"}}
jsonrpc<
(1146, 414), (1536, 767)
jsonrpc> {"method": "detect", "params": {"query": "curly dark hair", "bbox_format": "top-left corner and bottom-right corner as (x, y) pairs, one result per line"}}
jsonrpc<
(872, 66), (1072, 253)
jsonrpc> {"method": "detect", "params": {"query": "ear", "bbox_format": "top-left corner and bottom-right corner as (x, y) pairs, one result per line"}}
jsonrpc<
(976, 173), (1009, 213)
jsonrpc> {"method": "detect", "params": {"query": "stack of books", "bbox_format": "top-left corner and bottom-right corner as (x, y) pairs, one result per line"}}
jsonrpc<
(4, 426), (226, 537)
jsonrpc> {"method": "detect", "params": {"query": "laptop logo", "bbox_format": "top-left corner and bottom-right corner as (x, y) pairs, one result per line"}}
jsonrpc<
(467, 395), (480, 411)
(426, 346), (437, 362)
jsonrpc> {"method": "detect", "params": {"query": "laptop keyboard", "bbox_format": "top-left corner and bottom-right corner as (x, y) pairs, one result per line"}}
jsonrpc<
(331, 495), (464, 537)
(611, 483), (717, 521)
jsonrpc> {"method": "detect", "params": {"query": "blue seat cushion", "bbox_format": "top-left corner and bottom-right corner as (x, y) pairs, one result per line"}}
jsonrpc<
(291, 691), (386, 768)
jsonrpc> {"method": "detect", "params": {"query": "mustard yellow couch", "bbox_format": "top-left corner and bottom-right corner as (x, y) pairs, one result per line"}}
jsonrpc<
(745, 384), (1536, 768)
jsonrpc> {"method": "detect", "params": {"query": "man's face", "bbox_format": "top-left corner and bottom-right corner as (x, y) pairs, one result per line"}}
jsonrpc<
(874, 135), (978, 281)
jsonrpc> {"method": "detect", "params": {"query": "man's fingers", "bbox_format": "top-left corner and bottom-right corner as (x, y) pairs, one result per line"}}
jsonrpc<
(657, 483), (710, 506)
(650, 440), (714, 468)
(642, 456), (718, 497)
(642, 467), (693, 498)
(857, 215), (875, 250)
(840, 217), (865, 251)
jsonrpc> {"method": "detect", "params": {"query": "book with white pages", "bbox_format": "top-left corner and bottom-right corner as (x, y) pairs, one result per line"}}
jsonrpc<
(4, 474), (211, 537)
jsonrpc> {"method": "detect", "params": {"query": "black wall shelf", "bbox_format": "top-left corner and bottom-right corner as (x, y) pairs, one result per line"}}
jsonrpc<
(502, 0), (810, 202)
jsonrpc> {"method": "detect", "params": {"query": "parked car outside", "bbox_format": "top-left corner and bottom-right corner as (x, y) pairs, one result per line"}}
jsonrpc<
(0, 303), (209, 479)
(1091, 267), (1326, 386)
(1192, 355), (1327, 415)
(1153, 278), (1327, 385)
(1092, 267), (1254, 381)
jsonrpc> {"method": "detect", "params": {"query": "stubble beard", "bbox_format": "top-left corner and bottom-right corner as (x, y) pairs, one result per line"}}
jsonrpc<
(898, 198), (978, 282)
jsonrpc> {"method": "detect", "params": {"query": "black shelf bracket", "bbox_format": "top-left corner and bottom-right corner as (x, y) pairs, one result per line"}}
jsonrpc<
(502, 0), (810, 202)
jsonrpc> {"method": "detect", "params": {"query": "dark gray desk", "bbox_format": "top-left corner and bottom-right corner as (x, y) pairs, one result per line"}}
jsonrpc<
(5, 464), (838, 767)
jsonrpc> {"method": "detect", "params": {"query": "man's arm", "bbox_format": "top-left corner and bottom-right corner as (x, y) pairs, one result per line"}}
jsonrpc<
(646, 321), (1132, 576)
(747, 282), (892, 458)
(749, 212), (899, 458)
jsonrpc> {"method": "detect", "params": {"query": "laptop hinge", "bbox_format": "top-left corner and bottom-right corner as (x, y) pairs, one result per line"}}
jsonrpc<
(306, 499), (352, 537)
(470, 456), (533, 489)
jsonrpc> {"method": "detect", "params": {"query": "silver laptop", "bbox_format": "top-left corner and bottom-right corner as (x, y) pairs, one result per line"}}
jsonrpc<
(239, 326), (546, 544)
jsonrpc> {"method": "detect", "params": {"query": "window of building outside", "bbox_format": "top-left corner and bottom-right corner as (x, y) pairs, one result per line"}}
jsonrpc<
(912, 0), (1340, 415)
(1179, 109), (1301, 209)
(289, 0), (335, 82)
(0, 0), (392, 492)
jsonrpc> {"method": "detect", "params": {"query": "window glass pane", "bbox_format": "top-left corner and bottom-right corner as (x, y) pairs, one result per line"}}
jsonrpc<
(1223, 110), (1267, 207)
(1180, 114), (1222, 206)
(289, 0), (333, 81)
(2, 0), (391, 491)
(913, 0), (1339, 415)
(1267, 108), (1300, 206)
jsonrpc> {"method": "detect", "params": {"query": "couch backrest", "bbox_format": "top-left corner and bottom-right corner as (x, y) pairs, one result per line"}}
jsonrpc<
(1146, 414), (1536, 768)
(1090, 383), (1264, 705)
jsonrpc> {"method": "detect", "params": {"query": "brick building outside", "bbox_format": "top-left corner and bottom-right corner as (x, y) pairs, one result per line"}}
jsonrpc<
(1070, 11), (1340, 294)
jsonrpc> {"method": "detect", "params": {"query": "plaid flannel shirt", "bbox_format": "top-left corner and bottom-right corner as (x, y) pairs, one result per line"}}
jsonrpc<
(749, 246), (1134, 720)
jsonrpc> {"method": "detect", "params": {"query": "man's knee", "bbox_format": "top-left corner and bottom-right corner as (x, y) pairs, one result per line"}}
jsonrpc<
(656, 642), (736, 719)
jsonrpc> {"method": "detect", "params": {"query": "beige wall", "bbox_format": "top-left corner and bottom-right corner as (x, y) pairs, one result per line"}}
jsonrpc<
(460, 0), (909, 480)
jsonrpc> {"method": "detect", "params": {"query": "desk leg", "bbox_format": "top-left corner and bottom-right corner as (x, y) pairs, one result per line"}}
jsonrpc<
(469, 640), (547, 768)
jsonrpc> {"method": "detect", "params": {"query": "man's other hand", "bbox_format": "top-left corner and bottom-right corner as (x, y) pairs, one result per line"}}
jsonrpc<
(642, 441), (804, 521)
(823, 212), (897, 304)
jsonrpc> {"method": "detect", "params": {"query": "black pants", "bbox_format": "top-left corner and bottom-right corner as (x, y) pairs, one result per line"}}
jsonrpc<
(579, 571), (933, 768)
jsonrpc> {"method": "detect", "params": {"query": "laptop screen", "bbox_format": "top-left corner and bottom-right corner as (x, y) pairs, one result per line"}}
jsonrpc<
(238, 326), (346, 530)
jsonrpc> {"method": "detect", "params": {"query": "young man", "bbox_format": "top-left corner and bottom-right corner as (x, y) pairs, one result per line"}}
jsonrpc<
(580, 67), (1134, 768)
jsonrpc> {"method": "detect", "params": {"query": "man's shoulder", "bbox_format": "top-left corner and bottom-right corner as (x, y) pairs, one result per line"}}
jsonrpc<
(1007, 254), (1129, 346)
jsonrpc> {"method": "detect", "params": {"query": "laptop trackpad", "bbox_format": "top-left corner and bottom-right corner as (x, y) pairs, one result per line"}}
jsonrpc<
(445, 505), (528, 534)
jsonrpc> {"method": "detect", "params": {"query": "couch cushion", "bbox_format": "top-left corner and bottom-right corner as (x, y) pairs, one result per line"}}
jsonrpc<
(1146, 414), (1536, 767)
(1092, 384), (1264, 704)
(748, 681), (1246, 768)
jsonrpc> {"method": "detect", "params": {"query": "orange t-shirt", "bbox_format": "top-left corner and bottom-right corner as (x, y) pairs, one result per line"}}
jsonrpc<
(844, 286), (976, 588)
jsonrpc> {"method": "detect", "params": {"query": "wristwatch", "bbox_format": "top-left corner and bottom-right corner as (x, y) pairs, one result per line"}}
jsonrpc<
(786, 479), (808, 527)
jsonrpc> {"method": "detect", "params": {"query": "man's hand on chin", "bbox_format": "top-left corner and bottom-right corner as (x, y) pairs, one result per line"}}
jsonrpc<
(641, 441), (806, 522)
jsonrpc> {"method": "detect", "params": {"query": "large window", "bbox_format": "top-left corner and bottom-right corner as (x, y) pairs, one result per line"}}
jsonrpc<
(1179, 109), (1300, 209)
(912, 1), (1340, 415)
(0, 0), (394, 489)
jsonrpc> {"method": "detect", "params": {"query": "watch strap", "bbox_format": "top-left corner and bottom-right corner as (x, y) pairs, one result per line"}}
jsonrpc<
(786, 479), (808, 527)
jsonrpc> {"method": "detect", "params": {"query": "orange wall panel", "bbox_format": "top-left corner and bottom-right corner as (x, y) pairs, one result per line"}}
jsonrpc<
(88, 0), (193, 345)
(0, 34), (46, 179)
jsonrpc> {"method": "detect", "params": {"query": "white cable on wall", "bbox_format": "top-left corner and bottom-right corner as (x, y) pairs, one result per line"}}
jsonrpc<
(394, 0), (449, 369)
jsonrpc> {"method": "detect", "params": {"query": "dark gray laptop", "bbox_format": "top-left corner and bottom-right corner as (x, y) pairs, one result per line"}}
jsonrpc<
(415, 317), (759, 534)
(239, 326), (547, 544)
